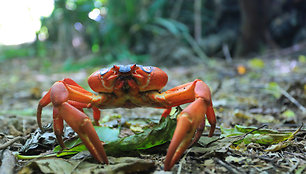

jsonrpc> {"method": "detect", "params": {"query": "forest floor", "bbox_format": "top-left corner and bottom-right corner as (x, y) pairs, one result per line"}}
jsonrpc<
(0, 55), (305, 174)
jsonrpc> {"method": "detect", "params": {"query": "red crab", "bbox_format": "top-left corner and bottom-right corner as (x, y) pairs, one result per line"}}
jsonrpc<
(37, 64), (216, 171)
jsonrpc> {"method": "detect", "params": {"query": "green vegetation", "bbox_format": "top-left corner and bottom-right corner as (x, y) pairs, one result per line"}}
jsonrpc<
(2, 0), (306, 70)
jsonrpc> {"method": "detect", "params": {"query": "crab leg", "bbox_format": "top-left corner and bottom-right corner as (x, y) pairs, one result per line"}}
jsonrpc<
(37, 79), (108, 164)
(37, 78), (105, 128)
(150, 79), (216, 170)
(164, 98), (207, 170)
(55, 102), (108, 164)
(37, 90), (51, 130)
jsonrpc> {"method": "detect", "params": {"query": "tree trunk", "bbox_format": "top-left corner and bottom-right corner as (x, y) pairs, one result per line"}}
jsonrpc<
(235, 0), (271, 57)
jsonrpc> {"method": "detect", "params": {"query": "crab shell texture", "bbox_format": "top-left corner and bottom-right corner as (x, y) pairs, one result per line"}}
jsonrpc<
(88, 64), (168, 93)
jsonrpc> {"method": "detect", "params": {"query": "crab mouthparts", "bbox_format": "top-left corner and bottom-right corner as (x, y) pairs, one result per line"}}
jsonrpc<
(115, 75), (136, 92)
(118, 74), (133, 80)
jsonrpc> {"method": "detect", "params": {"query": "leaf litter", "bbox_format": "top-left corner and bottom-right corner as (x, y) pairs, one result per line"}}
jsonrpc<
(0, 57), (305, 173)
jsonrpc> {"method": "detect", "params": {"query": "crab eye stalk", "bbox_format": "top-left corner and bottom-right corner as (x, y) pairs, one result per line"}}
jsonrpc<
(118, 65), (131, 73)
(140, 66), (153, 73)
(88, 67), (116, 93)
(100, 68), (110, 76)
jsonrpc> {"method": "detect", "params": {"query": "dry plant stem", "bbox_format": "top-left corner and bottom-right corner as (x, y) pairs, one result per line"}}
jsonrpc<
(212, 81), (222, 96)
(71, 158), (86, 171)
(15, 152), (57, 172)
(284, 151), (306, 160)
(8, 124), (23, 136)
(223, 44), (233, 63)
(277, 129), (306, 132)
(0, 149), (16, 174)
(177, 149), (191, 174)
(204, 137), (224, 148)
(253, 84), (305, 112)
(227, 148), (283, 168)
(0, 136), (25, 150)
(288, 159), (300, 173)
(278, 87), (306, 113)
(215, 158), (245, 174)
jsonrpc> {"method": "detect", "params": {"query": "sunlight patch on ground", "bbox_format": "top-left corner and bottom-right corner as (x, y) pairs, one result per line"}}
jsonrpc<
(0, 0), (54, 45)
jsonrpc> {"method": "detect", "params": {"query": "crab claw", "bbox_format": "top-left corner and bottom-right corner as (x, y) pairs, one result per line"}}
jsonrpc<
(38, 81), (108, 164)
(58, 102), (108, 164)
(164, 98), (216, 171)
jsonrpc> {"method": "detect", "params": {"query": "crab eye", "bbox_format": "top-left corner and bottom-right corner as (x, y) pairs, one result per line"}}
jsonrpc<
(100, 68), (110, 76)
(140, 66), (153, 74)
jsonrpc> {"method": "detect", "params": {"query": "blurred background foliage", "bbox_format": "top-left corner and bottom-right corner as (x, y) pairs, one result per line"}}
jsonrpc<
(0, 0), (306, 71)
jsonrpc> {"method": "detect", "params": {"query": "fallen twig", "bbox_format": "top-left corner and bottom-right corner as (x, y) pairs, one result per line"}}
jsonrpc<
(8, 124), (23, 136)
(212, 81), (222, 96)
(227, 148), (283, 168)
(288, 159), (300, 173)
(71, 157), (86, 172)
(0, 135), (29, 150)
(215, 158), (245, 174)
(223, 44), (232, 63)
(177, 148), (191, 174)
(251, 83), (306, 113)
(278, 87), (306, 113)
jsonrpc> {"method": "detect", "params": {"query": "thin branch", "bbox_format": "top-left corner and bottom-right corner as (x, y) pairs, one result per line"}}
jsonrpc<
(227, 148), (283, 168)
(215, 158), (245, 174)
(223, 44), (232, 63)
(0, 135), (29, 150)
(289, 159), (300, 173)
(278, 87), (306, 113)
(177, 148), (191, 174)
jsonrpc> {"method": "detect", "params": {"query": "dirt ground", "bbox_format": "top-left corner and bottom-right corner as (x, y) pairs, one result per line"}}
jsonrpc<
(0, 56), (305, 174)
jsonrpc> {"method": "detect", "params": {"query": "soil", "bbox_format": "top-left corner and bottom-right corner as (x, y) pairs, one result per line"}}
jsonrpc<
(0, 55), (305, 174)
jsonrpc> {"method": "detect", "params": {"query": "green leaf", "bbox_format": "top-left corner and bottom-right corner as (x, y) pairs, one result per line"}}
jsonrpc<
(243, 133), (291, 145)
(221, 125), (292, 146)
(235, 125), (279, 134)
(105, 116), (176, 154)
(220, 125), (278, 137)
(55, 145), (87, 157)
(281, 109), (296, 118)
(220, 125), (245, 137)
(96, 126), (121, 143)
(154, 18), (188, 36)
(264, 124), (302, 152)
(248, 58), (265, 69)
(298, 55), (306, 63)
(265, 82), (282, 98)
(154, 18), (180, 36)
(54, 126), (120, 156)
(54, 109), (178, 157)
(125, 119), (150, 133)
